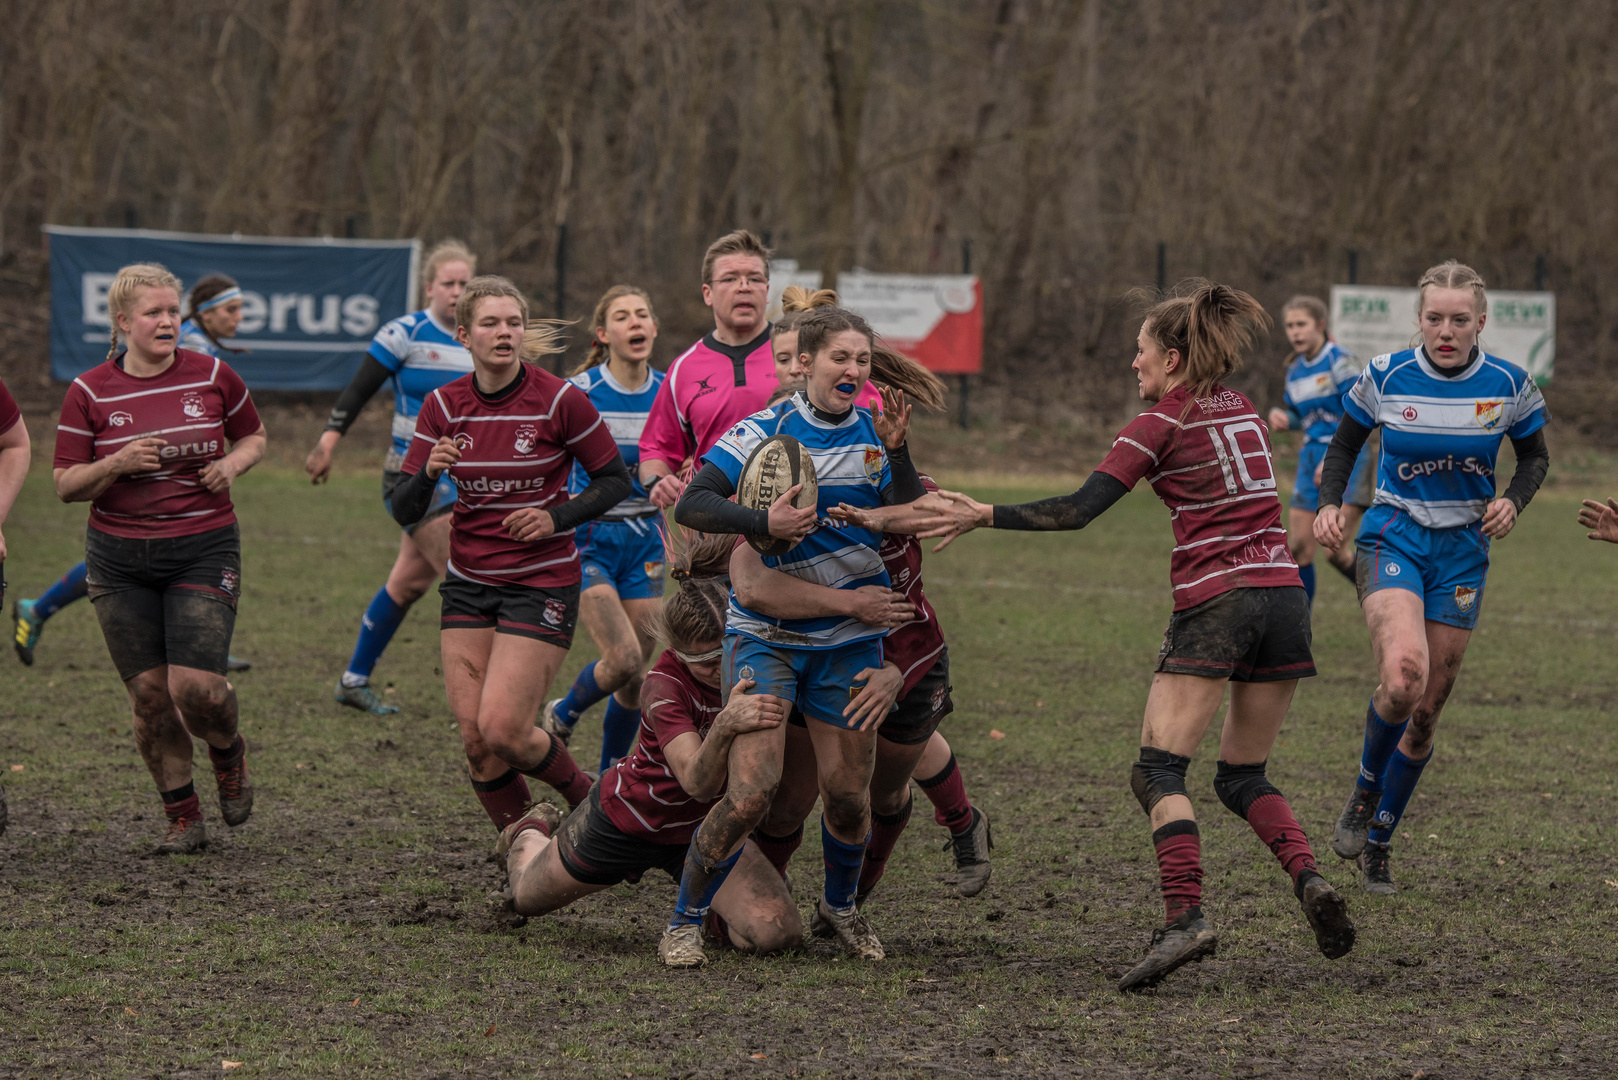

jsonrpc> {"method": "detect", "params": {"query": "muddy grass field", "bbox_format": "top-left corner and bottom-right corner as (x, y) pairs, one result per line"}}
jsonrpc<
(2, 457), (1616, 1079)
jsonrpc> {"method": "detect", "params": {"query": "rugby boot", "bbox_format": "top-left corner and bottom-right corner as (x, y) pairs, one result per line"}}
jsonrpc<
(810, 898), (885, 960)
(226, 655), (252, 672)
(1295, 870), (1356, 959)
(12, 599), (42, 666)
(334, 678), (400, 715)
(1117, 912), (1218, 992)
(213, 739), (255, 827)
(1358, 841), (1396, 895)
(1331, 786), (1379, 859)
(494, 801), (562, 863)
(659, 923), (707, 968)
(539, 699), (575, 747)
(947, 807), (994, 897)
(155, 816), (208, 855)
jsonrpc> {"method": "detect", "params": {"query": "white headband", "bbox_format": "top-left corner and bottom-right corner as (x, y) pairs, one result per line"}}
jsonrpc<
(196, 287), (242, 312)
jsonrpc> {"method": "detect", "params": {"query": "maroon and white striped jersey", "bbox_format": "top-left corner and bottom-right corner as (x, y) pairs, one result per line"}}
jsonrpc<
(54, 351), (262, 539)
(1095, 383), (1301, 610)
(0, 377), (19, 437)
(401, 364), (621, 589)
(597, 649), (724, 843)
(880, 476), (946, 697)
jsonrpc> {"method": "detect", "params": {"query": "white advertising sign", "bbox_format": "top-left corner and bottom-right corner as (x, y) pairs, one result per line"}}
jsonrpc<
(1330, 285), (1555, 384)
(767, 262), (984, 373)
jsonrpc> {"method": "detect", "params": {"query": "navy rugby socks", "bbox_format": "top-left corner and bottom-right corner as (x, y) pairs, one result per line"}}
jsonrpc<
(555, 662), (608, 727)
(821, 818), (868, 913)
(1298, 563), (1316, 605)
(1357, 700), (1409, 793)
(35, 561), (89, 620)
(599, 696), (639, 773)
(1369, 749), (1431, 846)
(670, 843), (743, 929)
(344, 587), (407, 686)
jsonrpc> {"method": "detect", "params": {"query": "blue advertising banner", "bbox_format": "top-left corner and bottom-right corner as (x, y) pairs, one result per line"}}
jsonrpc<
(45, 226), (419, 390)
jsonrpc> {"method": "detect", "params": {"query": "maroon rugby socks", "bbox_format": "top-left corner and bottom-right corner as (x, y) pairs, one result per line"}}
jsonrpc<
(521, 736), (592, 809)
(753, 824), (804, 878)
(1246, 793), (1318, 884)
(917, 754), (975, 835)
(1152, 820), (1204, 923)
(858, 797), (913, 897)
(471, 768), (533, 829)
(160, 781), (202, 825)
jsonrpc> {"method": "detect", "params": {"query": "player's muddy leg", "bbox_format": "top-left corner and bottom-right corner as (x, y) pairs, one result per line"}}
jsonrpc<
(506, 827), (605, 916)
(442, 628), (532, 827)
(754, 720), (817, 877)
(806, 720), (878, 905)
(711, 842), (804, 953)
(127, 667), (195, 793)
(858, 738), (926, 900)
(474, 634), (591, 811)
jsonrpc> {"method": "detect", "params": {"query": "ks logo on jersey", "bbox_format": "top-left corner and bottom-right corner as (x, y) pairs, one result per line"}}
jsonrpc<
(181, 391), (206, 420)
(513, 424), (538, 455)
(452, 433), (474, 451)
(1474, 400), (1504, 431)
(109, 411), (134, 427)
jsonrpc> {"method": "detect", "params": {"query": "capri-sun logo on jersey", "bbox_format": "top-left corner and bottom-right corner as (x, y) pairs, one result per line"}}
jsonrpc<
(1475, 400), (1504, 430)
(1401, 406), (1418, 421)
(513, 425), (538, 455)
(181, 392), (206, 419)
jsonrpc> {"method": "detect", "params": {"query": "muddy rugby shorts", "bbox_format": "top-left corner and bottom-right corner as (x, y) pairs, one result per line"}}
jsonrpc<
(785, 646), (954, 745)
(1155, 585), (1315, 683)
(554, 785), (688, 887)
(438, 574), (579, 648)
(85, 523), (242, 681)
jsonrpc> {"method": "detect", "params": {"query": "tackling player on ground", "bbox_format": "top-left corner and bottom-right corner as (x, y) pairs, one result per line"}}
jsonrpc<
(16, 274), (252, 671)
(542, 286), (667, 771)
(306, 241), (475, 714)
(496, 533), (800, 956)
(390, 276), (630, 829)
(922, 281), (1357, 991)
(53, 263), (266, 853)
(663, 304), (929, 966)
(1317, 261), (1549, 895)
(1265, 295), (1375, 605)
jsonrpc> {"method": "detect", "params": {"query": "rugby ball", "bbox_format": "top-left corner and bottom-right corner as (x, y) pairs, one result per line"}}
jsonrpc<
(738, 434), (818, 556)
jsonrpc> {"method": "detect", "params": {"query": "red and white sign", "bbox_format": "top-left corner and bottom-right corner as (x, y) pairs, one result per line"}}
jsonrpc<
(767, 263), (984, 374)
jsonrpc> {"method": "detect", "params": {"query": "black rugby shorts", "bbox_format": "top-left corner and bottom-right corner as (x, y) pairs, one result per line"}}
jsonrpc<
(554, 785), (688, 887)
(438, 574), (579, 648)
(1155, 586), (1315, 683)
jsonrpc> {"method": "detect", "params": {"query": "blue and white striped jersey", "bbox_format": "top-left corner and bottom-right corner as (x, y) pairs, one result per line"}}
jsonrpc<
(567, 364), (663, 519)
(177, 319), (219, 358)
(705, 393), (893, 650)
(1283, 341), (1360, 445)
(367, 309), (473, 459)
(1344, 347), (1548, 529)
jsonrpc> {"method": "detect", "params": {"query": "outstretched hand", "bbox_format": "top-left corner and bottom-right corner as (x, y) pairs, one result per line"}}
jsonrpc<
(873, 386), (911, 449)
(1578, 496), (1618, 543)
(913, 489), (991, 551)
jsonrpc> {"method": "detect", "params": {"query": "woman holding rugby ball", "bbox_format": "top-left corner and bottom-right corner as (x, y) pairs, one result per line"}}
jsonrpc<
(664, 304), (927, 965)
(1316, 261), (1549, 895)
(390, 276), (630, 829)
(919, 281), (1357, 991)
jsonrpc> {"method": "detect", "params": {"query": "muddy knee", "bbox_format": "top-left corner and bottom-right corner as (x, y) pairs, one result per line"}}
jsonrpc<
(820, 787), (869, 837)
(1381, 655), (1428, 716)
(127, 675), (176, 724)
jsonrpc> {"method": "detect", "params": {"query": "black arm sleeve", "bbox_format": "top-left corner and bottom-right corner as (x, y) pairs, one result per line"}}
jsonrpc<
(1316, 415), (1374, 509)
(990, 471), (1131, 531)
(674, 462), (769, 535)
(389, 467), (439, 528)
(548, 455), (633, 533)
(1501, 429), (1549, 513)
(880, 441), (927, 506)
(326, 356), (393, 435)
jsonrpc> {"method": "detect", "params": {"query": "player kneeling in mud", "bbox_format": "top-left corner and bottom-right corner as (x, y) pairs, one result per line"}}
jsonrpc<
(495, 533), (801, 958)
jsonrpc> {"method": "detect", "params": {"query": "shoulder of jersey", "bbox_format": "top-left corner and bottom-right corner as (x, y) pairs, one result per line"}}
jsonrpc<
(1369, 350), (1408, 373)
(567, 368), (596, 390)
(1480, 351), (1533, 384)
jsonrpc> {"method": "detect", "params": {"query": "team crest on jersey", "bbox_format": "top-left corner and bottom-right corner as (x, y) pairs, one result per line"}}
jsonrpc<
(452, 433), (474, 451)
(513, 424), (538, 455)
(180, 391), (206, 420)
(644, 561), (664, 581)
(1372, 353), (1391, 371)
(542, 599), (568, 627)
(1474, 400), (1504, 431)
(863, 447), (882, 482)
(109, 410), (133, 427)
(1454, 585), (1478, 612)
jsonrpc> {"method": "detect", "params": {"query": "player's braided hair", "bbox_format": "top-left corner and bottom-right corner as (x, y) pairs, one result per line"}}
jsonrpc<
(421, 239), (476, 305)
(650, 529), (733, 655)
(455, 275), (569, 363)
(794, 304), (948, 411)
(105, 263), (184, 360)
(572, 284), (657, 375)
(184, 273), (247, 355)
(1144, 279), (1272, 403)
(1417, 260), (1487, 315)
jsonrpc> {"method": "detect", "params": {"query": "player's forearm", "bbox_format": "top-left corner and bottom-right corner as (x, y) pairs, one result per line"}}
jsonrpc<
(991, 471), (1130, 530)
(639, 457), (674, 486)
(0, 424), (31, 524)
(1316, 416), (1373, 509)
(677, 736), (734, 802)
(734, 563), (852, 620)
(1502, 430), (1549, 513)
(223, 431), (267, 477)
(389, 467), (438, 527)
(882, 441), (926, 505)
(675, 463), (766, 535)
(54, 461), (118, 503)
(326, 355), (391, 435)
(549, 456), (632, 532)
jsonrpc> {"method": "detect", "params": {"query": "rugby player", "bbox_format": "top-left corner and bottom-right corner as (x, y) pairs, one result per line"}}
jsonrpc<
(920, 281), (1357, 990)
(1317, 261), (1549, 894)
(389, 276), (630, 828)
(664, 304), (928, 964)
(306, 241), (475, 714)
(637, 230), (777, 508)
(498, 534), (800, 958)
(0, 375), (23, 837)
(16, 274), (252, 670)
(53, 263), (266, 853)
(1265, 296), (1374, 604)
(542, 286), (666, 771)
